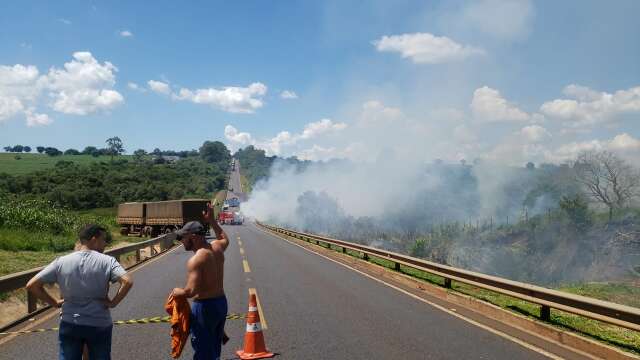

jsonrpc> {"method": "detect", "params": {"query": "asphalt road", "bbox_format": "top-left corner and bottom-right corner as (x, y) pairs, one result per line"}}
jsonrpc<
(0, 164), (553, 359)
(1, 222), (551, 359)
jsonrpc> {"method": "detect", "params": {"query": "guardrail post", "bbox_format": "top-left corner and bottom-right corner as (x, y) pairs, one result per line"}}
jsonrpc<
(444, 278), (452, 289)
(135, 249), (141, 262)
(27, 290), (37, 313)
(394, 262), (401, 271)
(114, 255), (121, 263)
(540, 305), (551, 321)
(342, 246), (347, 253)
(362, 253), (369, 261)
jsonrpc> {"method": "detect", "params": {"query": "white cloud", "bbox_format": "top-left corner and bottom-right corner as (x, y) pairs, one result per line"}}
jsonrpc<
(147, 80), (171, 95)
(25, 109), (52, 127)
(224, 117), (347, 156)
(545, 133), (640, 165)
(519, 125), (551, 143)
(608, 133), (640, 152)
(471, 86), (530, 122)
(224, 125), (254, 146)
(300, 118), (347, 139)
(461, 0), (534, 41)
(0, 52), (123, 125)
(174, 82), (267, 114)
(119, 30), (133, 38)
(57, 18), (71, 25)
(127, 82), (146, 92)
(45, 52), (123, 115)
(540, 84), (640, 127)
(0, 96), (23, 122)
(359, 100), (404, 126)
(373, 32), (484, 64)
(280, 90), (298, 99)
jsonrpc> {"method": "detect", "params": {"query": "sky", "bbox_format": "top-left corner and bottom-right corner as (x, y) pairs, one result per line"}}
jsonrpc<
(1, 0), (639, 165)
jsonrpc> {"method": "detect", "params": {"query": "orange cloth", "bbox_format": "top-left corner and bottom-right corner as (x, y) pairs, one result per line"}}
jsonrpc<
(165, 294), (191, 358)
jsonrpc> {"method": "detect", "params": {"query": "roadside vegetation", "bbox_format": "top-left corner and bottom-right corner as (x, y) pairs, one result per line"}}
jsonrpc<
(0, 139), (232, 276)
(234, 145), (309, 191)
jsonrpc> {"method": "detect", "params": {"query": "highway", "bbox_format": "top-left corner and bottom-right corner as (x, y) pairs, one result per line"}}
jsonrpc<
(0, 161), (581, 359)
(1, 221), (554, 359)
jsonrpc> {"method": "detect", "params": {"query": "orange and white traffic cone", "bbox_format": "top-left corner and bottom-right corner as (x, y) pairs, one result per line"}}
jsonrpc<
(236, 293), (275, 360)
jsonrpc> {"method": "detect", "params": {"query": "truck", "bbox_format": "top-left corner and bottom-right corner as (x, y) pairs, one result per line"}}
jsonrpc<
(232, 212), (244, 225)
(218, 210), (234, 225)
(117, 199), (211, 237)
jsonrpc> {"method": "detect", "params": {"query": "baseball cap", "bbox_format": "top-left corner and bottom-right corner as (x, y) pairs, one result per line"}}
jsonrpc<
(176, 221), (205, 237)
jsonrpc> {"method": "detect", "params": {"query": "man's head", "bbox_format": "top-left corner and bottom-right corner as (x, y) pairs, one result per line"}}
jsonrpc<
(78, 224), (111, 252)
(176, 221), (207, 251)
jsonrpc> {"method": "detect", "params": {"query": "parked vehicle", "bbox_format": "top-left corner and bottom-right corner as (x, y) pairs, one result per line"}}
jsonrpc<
(218, 210), (234, 225)
(232, 212), (244, 225)
(117, 199), (210, 237)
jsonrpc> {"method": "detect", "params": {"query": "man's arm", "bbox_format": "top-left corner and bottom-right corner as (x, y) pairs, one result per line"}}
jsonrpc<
(172, 255), (203, 298)
(105, 274), (133, 308)
(211, 220), (229, 251)
(203, 202), (229, 251)
(26, 277), (64, 308)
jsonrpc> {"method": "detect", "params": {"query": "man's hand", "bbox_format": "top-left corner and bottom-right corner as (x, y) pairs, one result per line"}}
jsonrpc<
(55, 299), (64, 308)
(103, 298), (116, 309)
(202, 203), (215, 225)
(171, 287), (187, 298)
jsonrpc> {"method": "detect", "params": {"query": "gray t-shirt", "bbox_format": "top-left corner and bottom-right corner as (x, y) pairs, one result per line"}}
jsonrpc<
(35, 250), (126, 327)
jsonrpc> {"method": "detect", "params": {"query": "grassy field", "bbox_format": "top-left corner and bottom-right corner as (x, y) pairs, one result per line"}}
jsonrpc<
(0, 153), (132, 175)
(0, 207), (146, 276)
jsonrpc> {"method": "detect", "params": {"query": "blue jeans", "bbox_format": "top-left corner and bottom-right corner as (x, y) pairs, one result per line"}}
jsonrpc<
(190, 296), (228, 360)
(58, 321), (113, 360)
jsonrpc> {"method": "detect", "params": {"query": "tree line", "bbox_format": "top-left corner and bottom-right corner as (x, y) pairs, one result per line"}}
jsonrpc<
(0, 140), (232, 210)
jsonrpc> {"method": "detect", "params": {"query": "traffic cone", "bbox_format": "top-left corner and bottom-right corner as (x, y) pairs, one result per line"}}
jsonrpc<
(236, 293), (275, 359)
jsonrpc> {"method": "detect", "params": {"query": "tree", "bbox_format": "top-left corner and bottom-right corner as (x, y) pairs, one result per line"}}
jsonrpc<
(199, 141), (231, 165)
(82, 146), (99, 156)
(105, 137), (124, 162)
(36, 146), (45, 154)
(64, 149), (80, 155)
(3, 146), (11, 152)
(23, 146), (32, 153)
(559, 194), (592, 233)
(13, 145), (24, 153)
(574, 150), (640, 221)
(152, 148), (162, 156)
(44, 147), (62, 156)
(526, 162), (535, 170)
(133, 149), (147, 162)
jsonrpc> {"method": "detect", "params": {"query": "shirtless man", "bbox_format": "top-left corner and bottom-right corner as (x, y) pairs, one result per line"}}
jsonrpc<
(172, 204), (229, 360)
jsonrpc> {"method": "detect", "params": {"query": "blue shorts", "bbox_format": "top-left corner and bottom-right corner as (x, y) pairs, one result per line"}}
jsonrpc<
(190, 295), (228, 360)
(58, 321), (112, 360)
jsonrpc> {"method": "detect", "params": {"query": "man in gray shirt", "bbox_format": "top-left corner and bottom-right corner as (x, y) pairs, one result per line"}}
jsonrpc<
(27, 224), (134, 360)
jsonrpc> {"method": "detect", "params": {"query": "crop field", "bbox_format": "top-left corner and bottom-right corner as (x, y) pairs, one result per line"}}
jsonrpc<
(0, 153), (132, 175)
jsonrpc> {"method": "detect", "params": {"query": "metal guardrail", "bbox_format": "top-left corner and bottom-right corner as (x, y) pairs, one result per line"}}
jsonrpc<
(0, 234), (174, 332)
(258, 222), (640, 332)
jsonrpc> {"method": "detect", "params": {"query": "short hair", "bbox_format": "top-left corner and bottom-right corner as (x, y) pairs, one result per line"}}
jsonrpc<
(78, 224), (111, 243)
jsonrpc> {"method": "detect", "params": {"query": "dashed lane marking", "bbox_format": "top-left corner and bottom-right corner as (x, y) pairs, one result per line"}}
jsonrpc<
(243, 259), (251, 273)
(249, 288), (268, 330)
(239, 247), (245, 255)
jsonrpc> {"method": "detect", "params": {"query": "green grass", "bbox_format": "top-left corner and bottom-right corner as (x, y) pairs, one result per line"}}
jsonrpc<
(0, 153), (132, 175)
(0, 249), (61, 277)
(240, 174), (252, 193)
(306, 237), (640, 354)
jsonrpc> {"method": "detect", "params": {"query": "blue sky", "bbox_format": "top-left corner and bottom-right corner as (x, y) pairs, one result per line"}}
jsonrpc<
(1, 0), (639, 164)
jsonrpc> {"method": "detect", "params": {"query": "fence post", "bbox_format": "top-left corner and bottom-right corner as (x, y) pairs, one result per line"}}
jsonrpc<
(27, 290), (37, 313)
(135, 249), (141, 263)
(540, 305), (551, 321)
(444, 278), (452, 289)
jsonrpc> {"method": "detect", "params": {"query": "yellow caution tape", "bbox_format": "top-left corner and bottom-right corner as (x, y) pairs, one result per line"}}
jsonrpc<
(0, 313), (245, 336)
